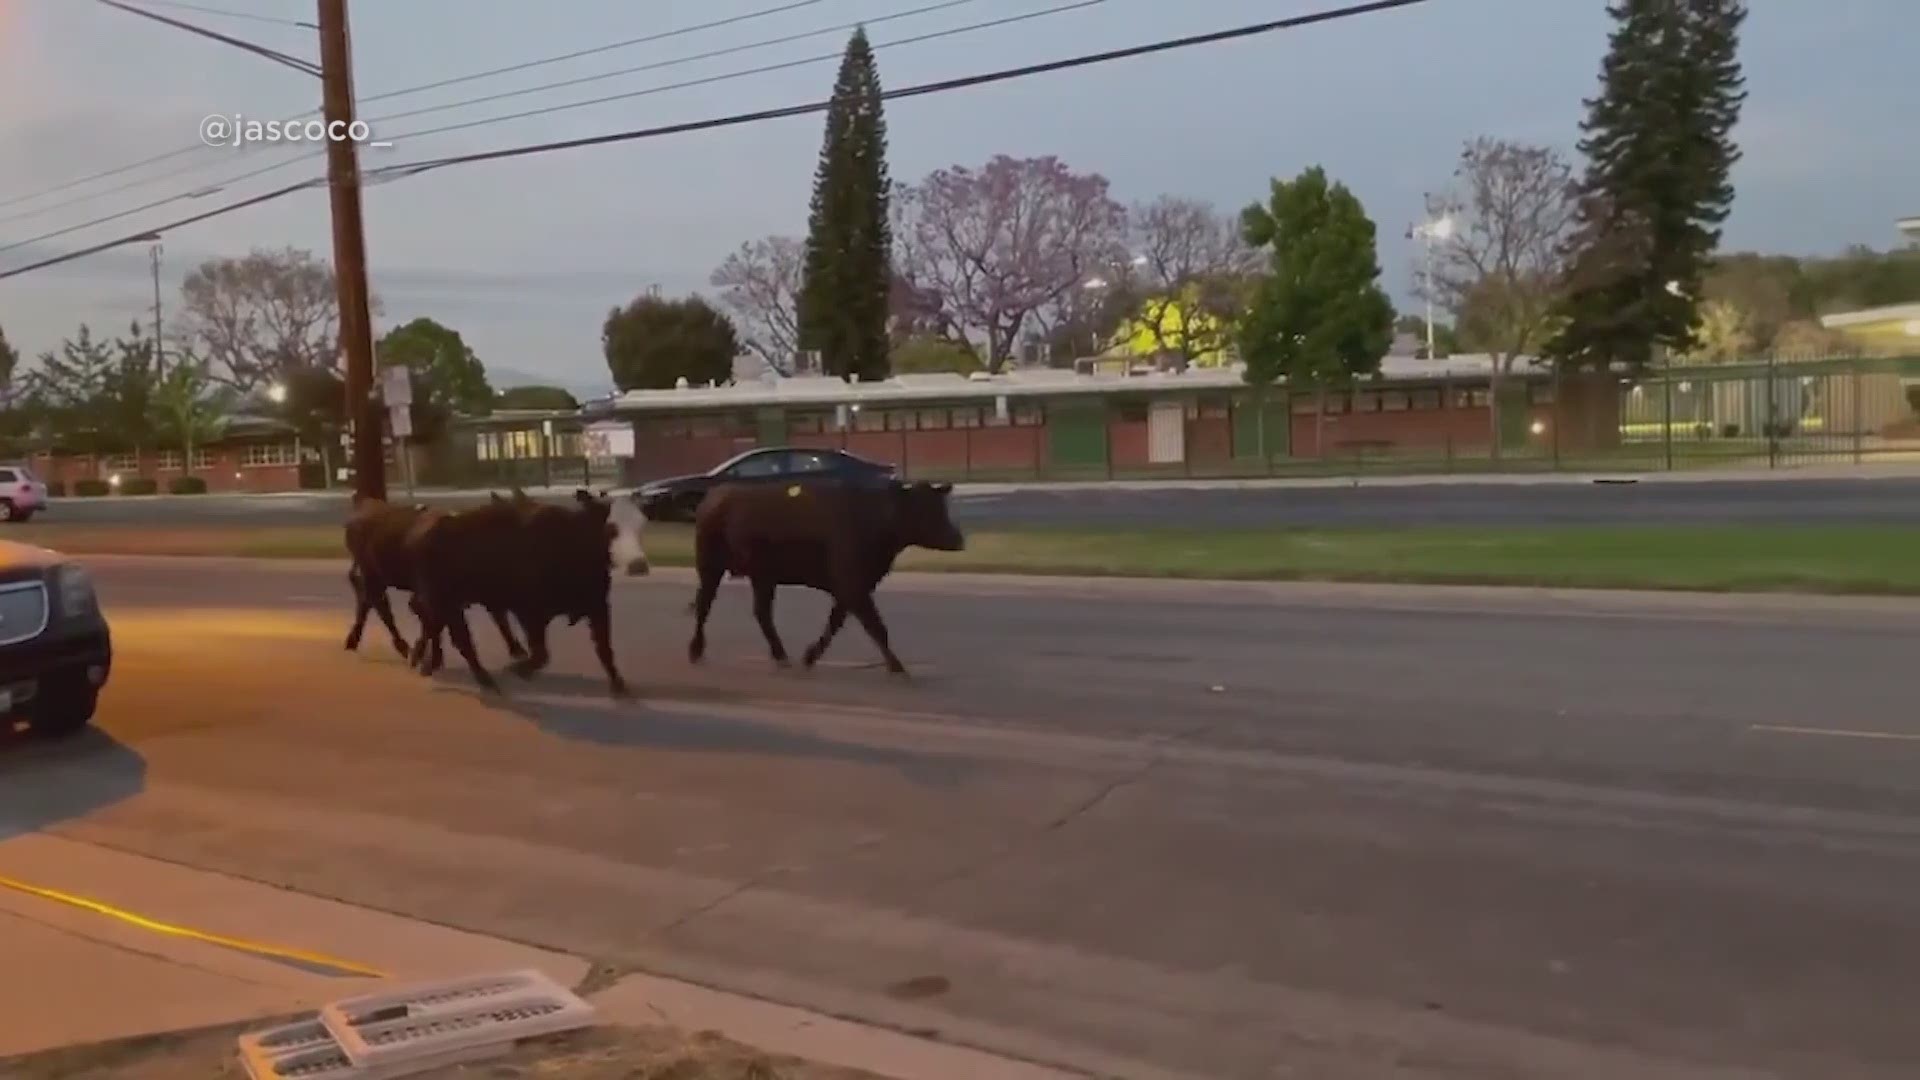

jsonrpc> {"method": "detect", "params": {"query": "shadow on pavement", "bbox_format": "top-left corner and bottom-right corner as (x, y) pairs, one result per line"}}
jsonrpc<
(447, 671), (972, 788)
(0, 728), (148, 843)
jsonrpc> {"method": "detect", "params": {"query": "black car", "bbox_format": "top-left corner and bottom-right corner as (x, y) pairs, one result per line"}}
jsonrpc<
(0, 540), (111, 739)
(635, 446), (897, 522)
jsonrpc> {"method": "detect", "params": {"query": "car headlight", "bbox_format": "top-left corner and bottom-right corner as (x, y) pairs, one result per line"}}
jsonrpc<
(56, 564), (98, 619)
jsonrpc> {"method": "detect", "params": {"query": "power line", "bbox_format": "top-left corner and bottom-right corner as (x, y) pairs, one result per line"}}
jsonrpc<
(371, 0), (983, 127)
(117, 0), (317, 30)
(382, 0), (1099, 143)
(359, 0), (828, 109)
(95, 0), (320, 75)
(0, 0), (828, 213)
(0, 0), (1012, 239)
(0, 0), (1432, 284)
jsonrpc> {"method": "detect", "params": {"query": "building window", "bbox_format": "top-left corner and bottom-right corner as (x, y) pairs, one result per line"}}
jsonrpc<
(951, 407), (980, 429)
(1529, 382), (1556, 405)
(99, 453), (139, 473)
(853, 407), (886, 433)
(1197, 396), (1230, 419)
(917, 409), (949, 431)
(1409, 387), (1443, 411)
(1012, 402), (1043, 427)
(1351, 391), (1381, 413)
(885, 409), (916, 432)
(789, 412), (825, 435)
(241, 442), (297, 467)
(1295, 391), (1349, 414)
(1452, 387), (1492, 409)
(1381, 390), (1411, 412)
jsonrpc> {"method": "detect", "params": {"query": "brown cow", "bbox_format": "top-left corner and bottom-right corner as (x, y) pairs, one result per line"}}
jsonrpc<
(407, 489), (649, 694)
(687, 480), (963, 675)
(342, 495), (526, 666)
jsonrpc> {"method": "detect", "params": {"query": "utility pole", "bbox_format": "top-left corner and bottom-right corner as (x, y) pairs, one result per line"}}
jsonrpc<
(316, 0), (384, 501)
(148, 240), (164, 379)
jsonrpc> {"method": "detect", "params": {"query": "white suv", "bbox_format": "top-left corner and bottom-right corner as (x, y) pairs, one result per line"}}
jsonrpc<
(0, 463), (48, 523)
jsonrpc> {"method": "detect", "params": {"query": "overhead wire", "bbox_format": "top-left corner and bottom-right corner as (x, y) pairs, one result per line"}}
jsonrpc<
(0, 0), (1433, 283)
(0, 0), (830, 213)
(109, 0), (318, 29)
(0, 0), (1035, 247)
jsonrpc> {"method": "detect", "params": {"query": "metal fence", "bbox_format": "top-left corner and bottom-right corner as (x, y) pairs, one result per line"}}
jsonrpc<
(427, 355), (1920, 487)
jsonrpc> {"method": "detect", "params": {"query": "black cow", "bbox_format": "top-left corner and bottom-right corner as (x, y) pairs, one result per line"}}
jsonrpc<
(407, 489), (650, 695)
(342, 495), (526, 667)
(687, 479), (963, 675)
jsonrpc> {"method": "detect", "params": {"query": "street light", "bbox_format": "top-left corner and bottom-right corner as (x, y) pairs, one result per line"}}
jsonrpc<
(1412, 212), (1455, 360)
(267, 383), (288, 404)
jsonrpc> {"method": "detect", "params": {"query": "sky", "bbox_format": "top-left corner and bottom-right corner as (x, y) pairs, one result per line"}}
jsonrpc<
(0, 0), (1914, 396)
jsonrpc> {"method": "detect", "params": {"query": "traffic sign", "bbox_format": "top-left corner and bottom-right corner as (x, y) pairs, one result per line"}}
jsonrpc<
(388, 405), (413, 439)
(381, 366), (412, 407)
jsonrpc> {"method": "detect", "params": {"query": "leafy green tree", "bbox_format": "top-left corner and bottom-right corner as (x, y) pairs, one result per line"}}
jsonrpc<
(276, 364), (347, 485)
(31, 323), (159, 455)
(1238, 166), (1395, 456)
(797, 28), (893, 382)
(890, 336), (981, 375)
(376, 317), (493, 417)
(151, 354), (238, 477)
(494, 385), (579, 411)
(1547, 0), (1749, 371)
(602, 293), (740, 391)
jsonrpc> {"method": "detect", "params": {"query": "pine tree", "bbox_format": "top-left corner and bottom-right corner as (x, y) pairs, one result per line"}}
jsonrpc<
(1547, 0), (1748, 371)
(797, 28), (893, 382)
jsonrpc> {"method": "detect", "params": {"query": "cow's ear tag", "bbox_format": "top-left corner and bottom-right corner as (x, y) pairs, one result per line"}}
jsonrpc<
(787, 484), (802, 497)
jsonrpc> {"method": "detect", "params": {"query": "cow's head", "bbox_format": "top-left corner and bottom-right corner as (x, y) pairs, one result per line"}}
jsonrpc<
(576, 488), (650, 576)
(893, 480), (964, 552)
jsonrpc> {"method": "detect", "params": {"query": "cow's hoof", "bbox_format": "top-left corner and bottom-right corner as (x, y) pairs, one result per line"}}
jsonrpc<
(802, 647), (824, 668)
(688, 643), (705, 665)
(773, 655), (791, 669)
(509, 658), (540, 680)
(886, 663), (909, 677)
(609, 681), (632, 700)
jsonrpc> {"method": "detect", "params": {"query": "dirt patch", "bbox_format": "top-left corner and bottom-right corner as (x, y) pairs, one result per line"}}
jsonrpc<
(1, 1020), (889, 1080)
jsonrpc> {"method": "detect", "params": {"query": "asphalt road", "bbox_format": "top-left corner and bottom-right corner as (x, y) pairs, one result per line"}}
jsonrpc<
(8, 559), (1920, 1078)
(28, 474), (1920, 529)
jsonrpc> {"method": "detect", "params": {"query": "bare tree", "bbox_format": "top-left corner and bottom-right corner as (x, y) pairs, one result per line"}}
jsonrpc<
(177, 246), (380, 392)
(709, 236), (803, 372)
(894, 155), (1127, 372)
(1418, 137), (1578, 455)
(1125, 195), (1260, 367)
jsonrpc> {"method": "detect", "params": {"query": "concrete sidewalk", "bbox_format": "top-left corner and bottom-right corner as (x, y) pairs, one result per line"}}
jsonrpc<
(0, 832), (1077, 1078)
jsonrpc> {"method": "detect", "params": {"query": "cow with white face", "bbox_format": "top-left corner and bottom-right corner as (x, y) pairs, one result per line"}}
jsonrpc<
(406, 488), (649, 696)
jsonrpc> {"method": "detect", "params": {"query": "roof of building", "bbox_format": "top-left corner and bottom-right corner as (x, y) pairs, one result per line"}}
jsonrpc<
(1820, 302), (1920, 329)
(589, 353), (1547, 414)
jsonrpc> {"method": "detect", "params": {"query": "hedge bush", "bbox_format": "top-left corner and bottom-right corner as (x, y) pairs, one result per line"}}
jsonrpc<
(168, 475), (209, 495)
(118, 476), (159, 495)
(72, 479), (110, 497)
(44, 480), (66, 497)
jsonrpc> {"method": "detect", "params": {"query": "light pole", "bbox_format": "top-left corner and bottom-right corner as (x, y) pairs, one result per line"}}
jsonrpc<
(131, 231), (164, 377)
(1412, 212), (1454, 360)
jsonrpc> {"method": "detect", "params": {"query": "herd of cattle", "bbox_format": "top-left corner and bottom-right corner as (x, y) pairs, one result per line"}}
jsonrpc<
(342, 478), (966, 694)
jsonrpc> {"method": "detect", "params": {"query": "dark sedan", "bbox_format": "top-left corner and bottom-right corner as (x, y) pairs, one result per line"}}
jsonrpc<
(1, 539), (112, 739)
(634, 446), (898, 523)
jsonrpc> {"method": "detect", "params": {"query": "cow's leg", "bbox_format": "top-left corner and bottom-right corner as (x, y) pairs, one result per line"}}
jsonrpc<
(749, 576), (789, 667)
(488, 605), (528, 660)
(688, 564), (724, 664)
(802, 602), (847, 668)
(847, 592), (907, 675)
(408, 595), (446, 675)
(510, 615), (552, 679)
(366, 580), (410, 659)
(587, 601), (629, 698)
(344, 566), (371, 651)
(443, 607), (498, 691)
